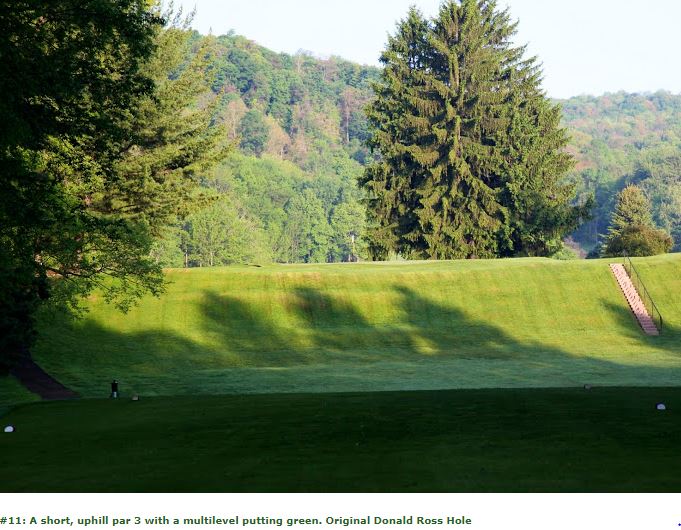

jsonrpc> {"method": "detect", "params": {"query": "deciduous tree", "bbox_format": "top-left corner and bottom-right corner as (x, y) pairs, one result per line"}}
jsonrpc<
(0, 2), (224, 368)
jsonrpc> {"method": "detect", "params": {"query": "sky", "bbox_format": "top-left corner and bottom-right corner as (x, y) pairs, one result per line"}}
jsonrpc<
(175, 0), (681, 99)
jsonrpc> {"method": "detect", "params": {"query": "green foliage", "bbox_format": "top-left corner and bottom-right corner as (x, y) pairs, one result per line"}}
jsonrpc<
(0, 3), (227, 367)
(603, 185), (672, 257)
(150, 226), (186, 268)
(606, 225), (673, 257)
(283, 188), (332, 263)
(239, 109), (269, 156)
(551, 245), (580, 261)
(183, 196), (270, 266)
(145, 32), (382, 266)
(361, 1), (586, 260)
(563, 91), (681, 252)
(106, 28), (227, 236)
(195, 153), (366, 265)
(0, 0), (162, 367)
(637, 148), (681, 251)
(329, 199), (367, 262)
(25, 17), (675, 275)
(606, 185), (654, 237)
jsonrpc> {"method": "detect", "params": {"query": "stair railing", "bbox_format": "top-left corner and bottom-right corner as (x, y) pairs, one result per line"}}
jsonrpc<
(623, 251), (663, 332)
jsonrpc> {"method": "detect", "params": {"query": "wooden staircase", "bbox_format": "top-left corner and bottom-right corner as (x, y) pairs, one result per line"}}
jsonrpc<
(610, 263), (659, 336)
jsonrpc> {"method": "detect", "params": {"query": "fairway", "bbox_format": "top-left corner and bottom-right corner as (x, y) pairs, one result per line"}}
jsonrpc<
(3, 388), (681, 492)
(25, 254), (681, 398)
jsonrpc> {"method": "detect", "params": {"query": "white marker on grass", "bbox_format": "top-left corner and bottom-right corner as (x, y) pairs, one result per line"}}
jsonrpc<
(4, 425), (15, 433)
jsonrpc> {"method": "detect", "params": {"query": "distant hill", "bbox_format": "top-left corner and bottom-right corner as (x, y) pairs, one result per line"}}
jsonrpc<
(206, 32), (380, 166)
(168, 33), (681, 264)
(152, 33), (381, 267)
(558, 91), (681, 251)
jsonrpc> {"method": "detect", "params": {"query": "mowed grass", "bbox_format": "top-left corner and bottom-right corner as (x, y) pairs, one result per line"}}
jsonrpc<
(3, 387), (681, 492)
(26, 254), (681, 399)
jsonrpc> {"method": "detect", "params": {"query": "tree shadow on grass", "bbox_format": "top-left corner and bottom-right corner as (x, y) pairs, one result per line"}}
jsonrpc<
(198, 286), (543, 365)
(32, 281), (681, 397)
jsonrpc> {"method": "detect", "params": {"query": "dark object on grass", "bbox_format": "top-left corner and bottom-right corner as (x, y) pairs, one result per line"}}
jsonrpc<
(656, 403), (666, 411)
(4, 425), (15, 433)
(111, 380), (119, 399)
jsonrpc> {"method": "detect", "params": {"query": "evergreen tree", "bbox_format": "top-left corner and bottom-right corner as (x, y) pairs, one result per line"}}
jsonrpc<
(603, 185), (672, 256)
(360, 7), (430, 259)
(361, 0), (587, 260)
(103, 25), (226, 238)
(606, 185), (654, 240)
(497, 73), (591, 256)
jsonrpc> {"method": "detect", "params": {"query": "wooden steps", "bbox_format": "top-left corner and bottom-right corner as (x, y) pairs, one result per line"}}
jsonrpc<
(610, 263), (659, 336)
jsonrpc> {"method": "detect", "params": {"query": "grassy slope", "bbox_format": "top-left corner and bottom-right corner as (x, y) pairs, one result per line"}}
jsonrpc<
(31, 254), (681, 398)
(3, 387), (681, 492)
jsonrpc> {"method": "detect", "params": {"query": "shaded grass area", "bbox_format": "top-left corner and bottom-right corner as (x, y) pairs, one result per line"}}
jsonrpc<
(0, 376), (38, 417)
(32, 255), (681, 398)
(2, 387), (681, 492)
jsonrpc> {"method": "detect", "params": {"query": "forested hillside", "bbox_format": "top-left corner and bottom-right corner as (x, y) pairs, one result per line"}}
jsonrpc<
(157, 32), (681, 265)
(562, 91), (681, 252)
(153, 32), (380, 266)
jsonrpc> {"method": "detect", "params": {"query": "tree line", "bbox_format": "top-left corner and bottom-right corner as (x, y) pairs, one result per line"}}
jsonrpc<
(154, 7), (681, 264)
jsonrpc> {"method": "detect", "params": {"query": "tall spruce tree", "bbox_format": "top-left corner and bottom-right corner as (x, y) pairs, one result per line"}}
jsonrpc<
(361, 7), (430, 259)
(361, 0), (588, 260)
(605, 185), (654, 239)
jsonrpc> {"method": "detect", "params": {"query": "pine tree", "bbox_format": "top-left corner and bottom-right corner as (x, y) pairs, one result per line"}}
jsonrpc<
(606, 185), (653, 238)
(360, 7), (430, 260)
(496, 69), (591, 256)
(603, 185), (671, 257)
(361, 0), (588, 260)
(100, 24), (227, 239)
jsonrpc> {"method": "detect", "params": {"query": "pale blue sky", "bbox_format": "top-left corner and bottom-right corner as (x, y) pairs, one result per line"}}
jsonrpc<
(176, 0), (681, 99)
